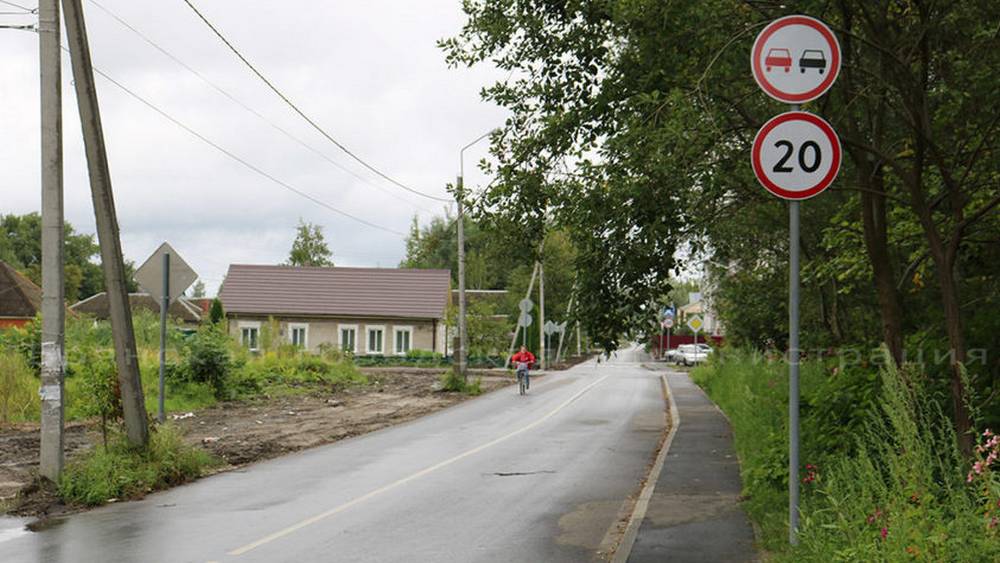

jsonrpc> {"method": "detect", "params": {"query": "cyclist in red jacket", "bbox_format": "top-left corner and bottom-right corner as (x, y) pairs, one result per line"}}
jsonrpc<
(511, 346), (536, 390)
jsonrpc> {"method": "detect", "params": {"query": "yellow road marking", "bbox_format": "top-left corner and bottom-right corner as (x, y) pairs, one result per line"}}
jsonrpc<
(228, 373), (612, 556)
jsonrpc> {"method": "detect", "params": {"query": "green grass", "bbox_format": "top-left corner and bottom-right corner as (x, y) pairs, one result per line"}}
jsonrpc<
(0, 351), (38, 424)
(230, 350), (368, 398)
(438, 371), (483, 395)
(691, 350), (1000, 561)
(58, 424), (218, 507)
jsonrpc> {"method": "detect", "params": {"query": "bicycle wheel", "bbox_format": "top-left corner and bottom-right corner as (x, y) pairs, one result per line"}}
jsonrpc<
(519, 373), (526, 395)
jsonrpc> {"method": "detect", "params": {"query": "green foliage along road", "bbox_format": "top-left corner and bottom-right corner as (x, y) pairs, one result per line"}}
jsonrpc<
(442, 1), (999, 443)
(693, 352), (1000, 561)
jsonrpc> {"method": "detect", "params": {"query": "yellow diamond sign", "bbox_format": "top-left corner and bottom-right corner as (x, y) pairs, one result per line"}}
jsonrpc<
(686, 315), (704, 333)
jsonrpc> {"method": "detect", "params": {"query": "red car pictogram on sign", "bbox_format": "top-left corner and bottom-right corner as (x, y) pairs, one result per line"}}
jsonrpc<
(765, 48), (792, 72)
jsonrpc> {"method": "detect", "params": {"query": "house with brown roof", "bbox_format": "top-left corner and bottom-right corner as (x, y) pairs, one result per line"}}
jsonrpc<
(0, 259), (41, 329)
(70, 292), (203, 324)
(219, 265), (451, 355)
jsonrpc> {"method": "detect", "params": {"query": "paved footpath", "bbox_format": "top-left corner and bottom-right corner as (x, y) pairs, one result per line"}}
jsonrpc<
(627, 369), (757, 562)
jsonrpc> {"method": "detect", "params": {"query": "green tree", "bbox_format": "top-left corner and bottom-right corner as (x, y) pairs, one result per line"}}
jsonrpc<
(209, 298), (224, 325)
(0, 212), (132, 302)
(190, 280), (206, 298)
(286, 219), (333, 267)
(443, 0), (1000, 441)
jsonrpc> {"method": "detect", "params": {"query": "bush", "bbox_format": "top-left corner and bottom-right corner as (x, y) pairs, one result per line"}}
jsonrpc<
(185, 325), (231, 398)
(0, 350), (39, 424)
(439, 371), (483, 395)
(71, 348), (122, 448)
(231, 352), (367, 396)
(0, 317), (41, 374)
(58, 425), (217, 507)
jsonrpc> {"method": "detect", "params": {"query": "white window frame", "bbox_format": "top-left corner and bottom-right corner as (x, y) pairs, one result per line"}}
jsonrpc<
(288, 322), (309, 349)
(393, 325), (413, 355)
(366, 325), (385, 355)
(338, 324), (358, 354)
(238, 321), (261, 352)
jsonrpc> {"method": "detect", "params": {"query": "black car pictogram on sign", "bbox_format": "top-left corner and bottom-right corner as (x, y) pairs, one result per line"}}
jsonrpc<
(799, 49), (827, 74)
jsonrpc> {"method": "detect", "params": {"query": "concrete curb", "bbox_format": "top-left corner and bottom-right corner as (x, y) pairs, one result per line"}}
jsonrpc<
(610, 373), (680, 563)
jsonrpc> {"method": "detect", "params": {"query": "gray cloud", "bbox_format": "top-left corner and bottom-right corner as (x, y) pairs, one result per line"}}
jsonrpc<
(0, 0), (505, 295)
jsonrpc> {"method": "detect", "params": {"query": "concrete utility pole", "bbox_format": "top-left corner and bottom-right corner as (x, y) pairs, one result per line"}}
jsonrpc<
(505, 262), (538, 368)
(455, 175), (468, 381)
(39, 0), (64, 481)
(538, 261), (545, 370)
(62, 0), (148, 448)
(456, 129), (494, 381)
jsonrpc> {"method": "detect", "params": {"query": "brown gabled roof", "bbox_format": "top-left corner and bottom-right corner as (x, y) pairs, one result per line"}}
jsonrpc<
(71, 292), (202, 323)
(0, 260), (42, 319)
(219, 264), (450, 320)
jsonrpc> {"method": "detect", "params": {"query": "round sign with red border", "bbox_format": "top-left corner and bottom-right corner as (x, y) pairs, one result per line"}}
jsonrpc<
(752, 111), (841, 200)
(751, 15), (840, 103)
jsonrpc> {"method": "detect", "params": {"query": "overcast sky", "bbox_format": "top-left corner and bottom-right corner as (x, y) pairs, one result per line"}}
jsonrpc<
(0, 0), (506, 296)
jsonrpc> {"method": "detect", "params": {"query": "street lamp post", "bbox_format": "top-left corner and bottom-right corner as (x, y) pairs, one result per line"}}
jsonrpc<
(456, 130), (493, 381)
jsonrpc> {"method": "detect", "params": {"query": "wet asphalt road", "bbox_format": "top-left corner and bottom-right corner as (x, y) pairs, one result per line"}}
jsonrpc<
(0, 347), (665, 563)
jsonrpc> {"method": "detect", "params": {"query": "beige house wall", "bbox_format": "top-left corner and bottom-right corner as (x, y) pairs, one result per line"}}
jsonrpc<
(227, 314), (443, 355)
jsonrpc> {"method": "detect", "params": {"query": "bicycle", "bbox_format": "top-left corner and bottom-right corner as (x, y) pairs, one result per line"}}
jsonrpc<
(516, 362), (530, 395)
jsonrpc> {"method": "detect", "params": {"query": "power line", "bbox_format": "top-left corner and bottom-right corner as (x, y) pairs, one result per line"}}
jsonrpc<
(71, 48), (406, 237)
(180, 0), (452, 203)
(0, 0), (35, 12)
(86, 0), (437, 215)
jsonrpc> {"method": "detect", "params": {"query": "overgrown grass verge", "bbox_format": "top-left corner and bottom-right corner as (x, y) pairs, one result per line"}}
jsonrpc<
(439, 371), (483, 395)
(58, 425), (218, 507)
(692, 350), (1000, 561)
(0, 351), (39, 424)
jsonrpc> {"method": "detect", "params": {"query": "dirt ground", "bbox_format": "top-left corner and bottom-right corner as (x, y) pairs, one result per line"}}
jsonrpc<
(0, 369), (514, 519)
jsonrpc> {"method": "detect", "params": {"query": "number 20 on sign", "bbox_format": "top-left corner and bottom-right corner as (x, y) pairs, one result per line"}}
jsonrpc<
(751, 111), (841, 200)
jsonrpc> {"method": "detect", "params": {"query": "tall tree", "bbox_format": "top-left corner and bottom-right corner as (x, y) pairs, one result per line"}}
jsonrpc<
(286, 219), (333, 267)
(0, 212), (137, 301)
(443, 1), (1000, 441)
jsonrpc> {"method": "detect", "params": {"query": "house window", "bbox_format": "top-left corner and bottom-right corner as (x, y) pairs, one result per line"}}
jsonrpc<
(289, 323), (308, 348)
(339, 325), (357, 353)
(394, 326), (413, 355)
(366, 326), (384, 355)
(239, 321), (261, 352)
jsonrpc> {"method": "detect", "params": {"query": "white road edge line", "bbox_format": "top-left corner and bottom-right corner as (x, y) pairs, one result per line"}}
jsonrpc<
(227, 373), (613, 557)
(610, 373), (680, 563)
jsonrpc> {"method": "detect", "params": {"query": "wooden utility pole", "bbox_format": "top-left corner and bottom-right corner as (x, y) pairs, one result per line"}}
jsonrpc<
(62, 0), (148, 448)
(39, 0), (65, 481)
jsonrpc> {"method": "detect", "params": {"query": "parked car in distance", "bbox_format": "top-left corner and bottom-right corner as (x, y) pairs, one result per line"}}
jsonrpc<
(765, 48), (792, 72)
(675, 344), (708, 366)
(663, 348), (680, 362)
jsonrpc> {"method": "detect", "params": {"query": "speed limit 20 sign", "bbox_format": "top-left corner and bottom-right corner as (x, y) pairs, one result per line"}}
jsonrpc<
(752, 111), (840, 200)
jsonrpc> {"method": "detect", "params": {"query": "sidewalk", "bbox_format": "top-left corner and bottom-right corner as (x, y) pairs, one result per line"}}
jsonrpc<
(626, 369), (757, 562)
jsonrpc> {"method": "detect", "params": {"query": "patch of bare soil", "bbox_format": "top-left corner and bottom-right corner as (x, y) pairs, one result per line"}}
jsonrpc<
(1, 370), (512, 518)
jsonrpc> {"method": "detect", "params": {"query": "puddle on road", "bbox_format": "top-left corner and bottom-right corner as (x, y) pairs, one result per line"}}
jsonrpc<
(0, 516), (30, 545)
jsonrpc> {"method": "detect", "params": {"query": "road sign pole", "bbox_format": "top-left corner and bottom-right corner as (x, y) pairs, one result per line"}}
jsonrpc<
(787, 103), (802, 545)
(158, 252), (170, 423)
(789, 190), (801, 545)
